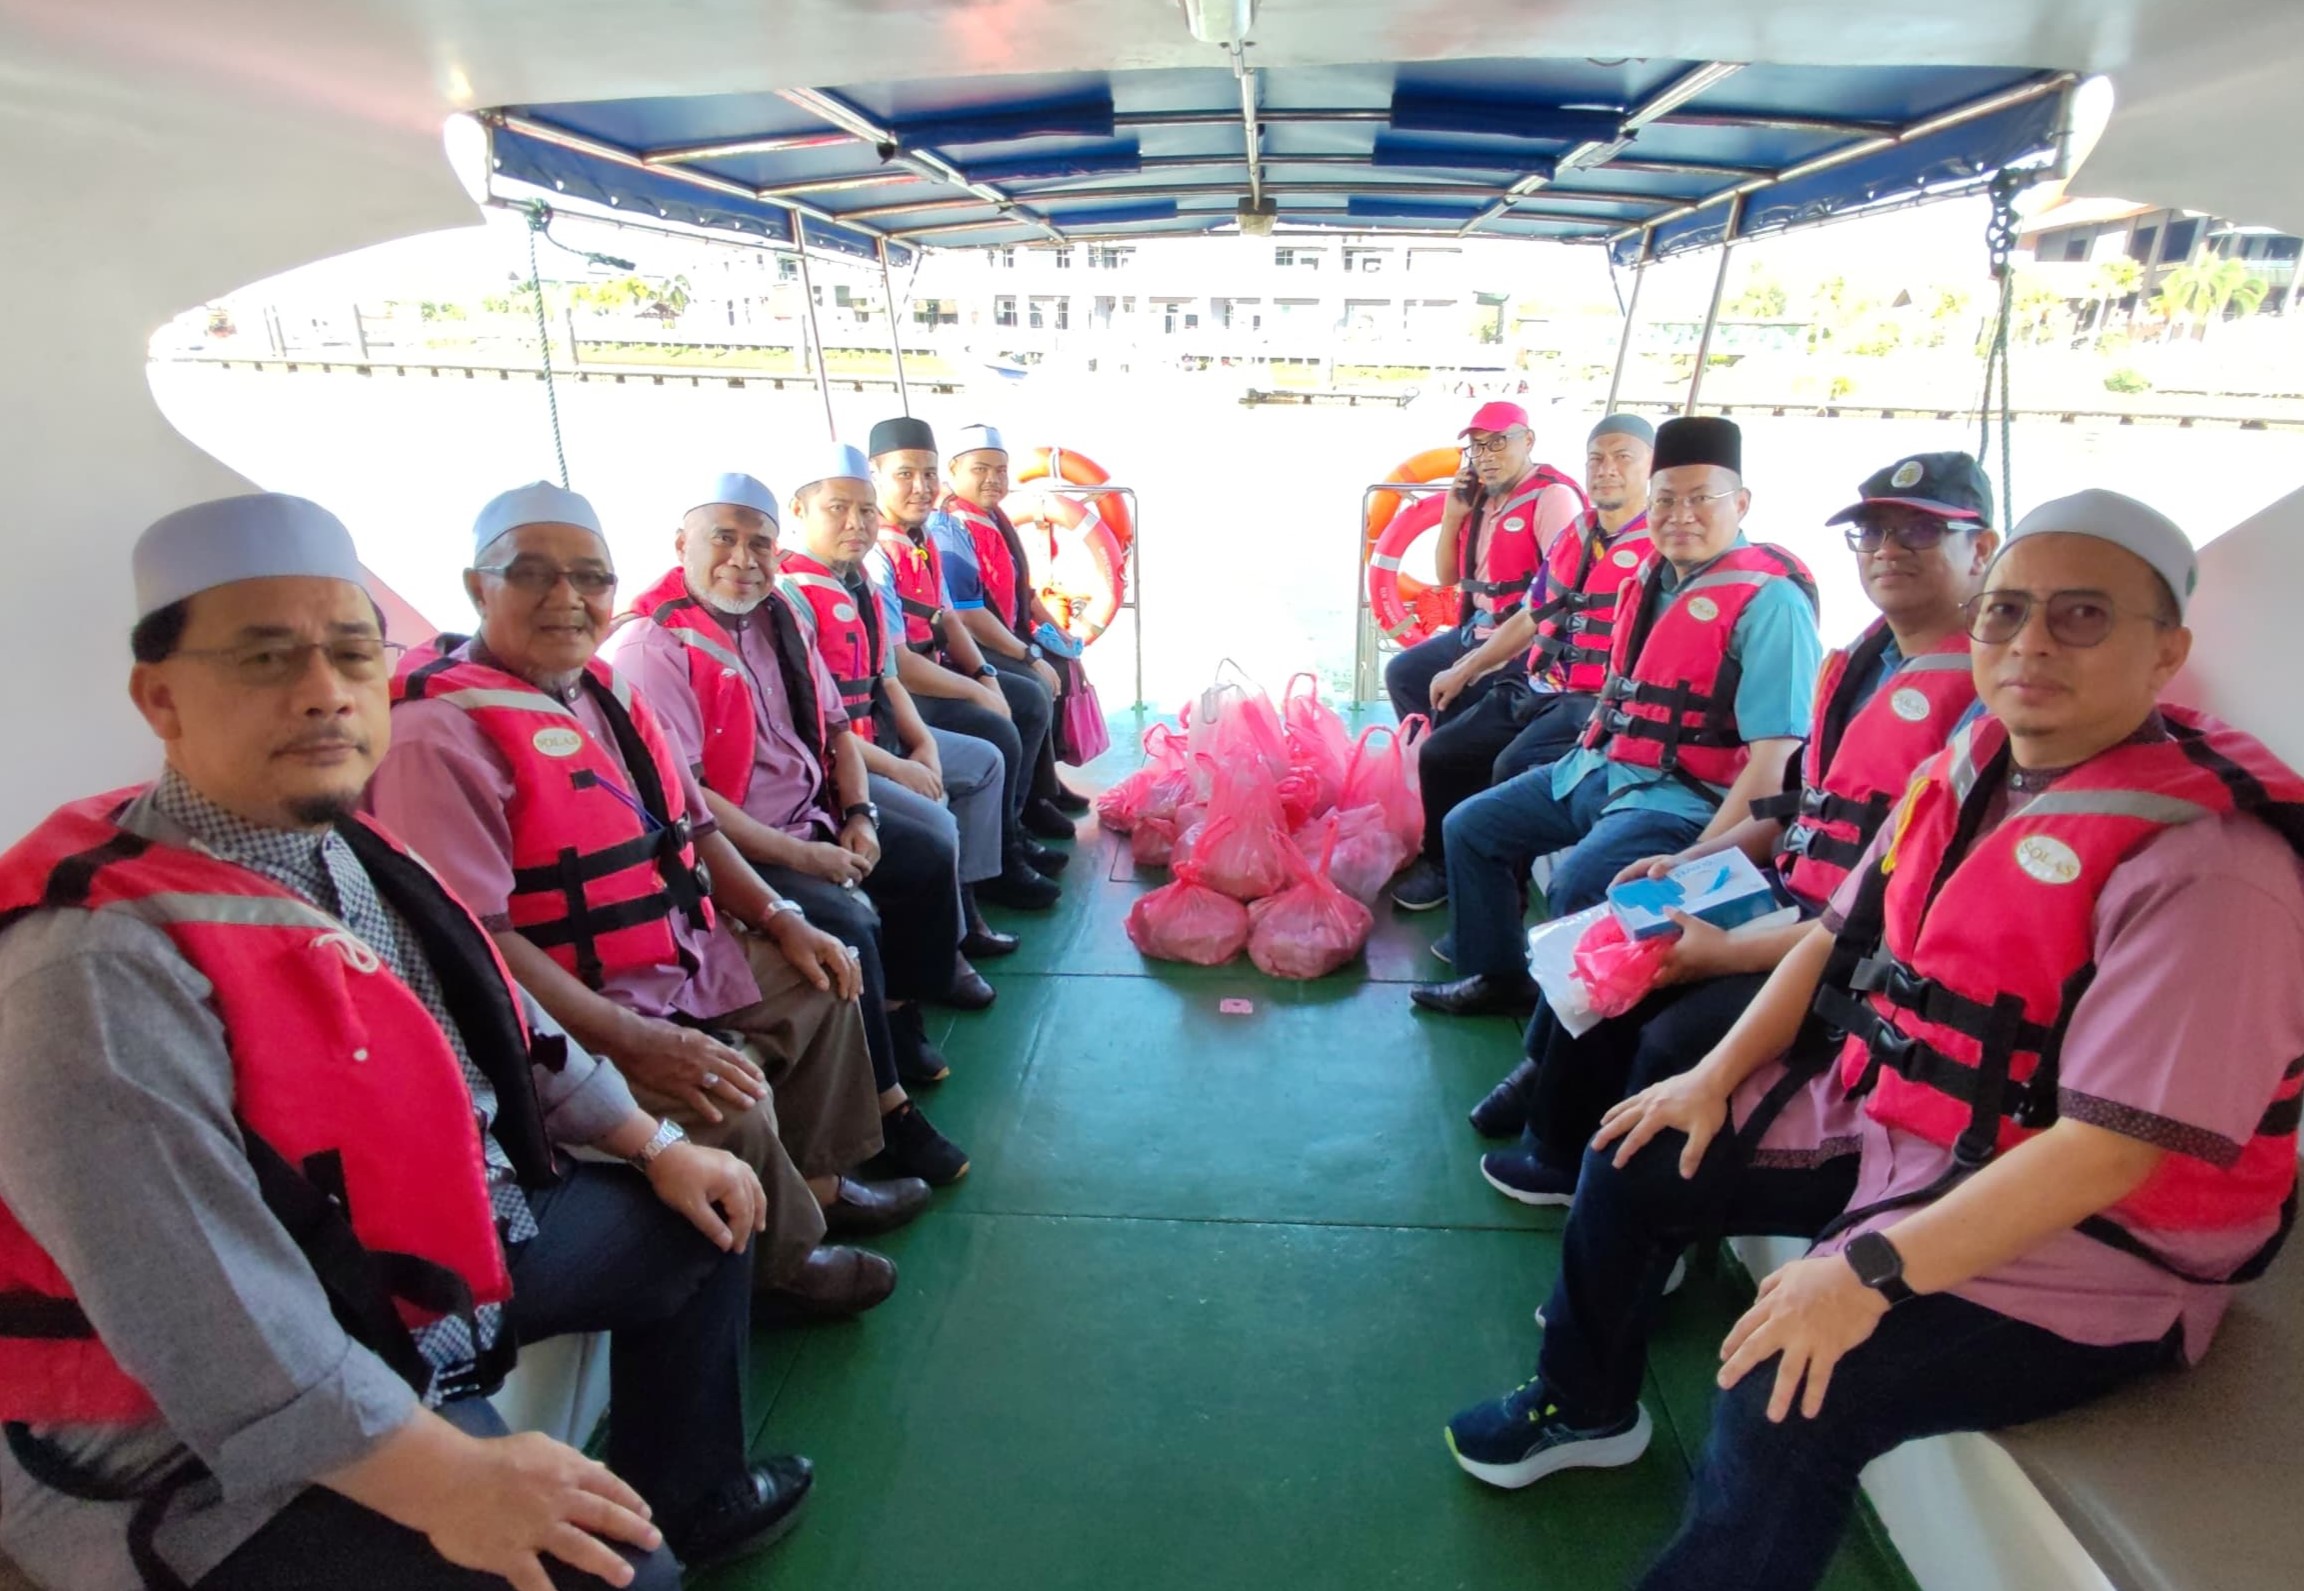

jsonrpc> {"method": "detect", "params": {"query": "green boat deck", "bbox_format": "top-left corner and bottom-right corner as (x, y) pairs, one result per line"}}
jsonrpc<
(702, 713), (1915, 1591)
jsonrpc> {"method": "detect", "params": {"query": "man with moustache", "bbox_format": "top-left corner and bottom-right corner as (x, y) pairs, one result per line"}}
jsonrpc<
(867, 416), (1068, 901)
(0, 495), (807, 1589)
(369, 482), (917, 1322)
(602, 471), (972, 1184)
(1391, 415), (1657, 912)
(1442, 492), (2304, 1591)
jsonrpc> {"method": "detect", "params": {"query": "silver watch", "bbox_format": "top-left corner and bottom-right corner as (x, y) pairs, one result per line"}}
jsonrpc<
(626, 1117), (687, 1172)
(761, 897), (808, 923)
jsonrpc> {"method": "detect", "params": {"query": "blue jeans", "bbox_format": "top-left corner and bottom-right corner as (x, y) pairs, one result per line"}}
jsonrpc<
(1530, 1129), (2177, 1591)
(1440, 764), (1703, 978)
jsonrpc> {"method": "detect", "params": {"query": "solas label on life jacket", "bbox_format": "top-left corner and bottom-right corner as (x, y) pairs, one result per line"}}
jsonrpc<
(1890, 688), (1931, 722)
(2014, 834), (2084, 886)
(532, 726), (584, 758)
(1686, 596), (1720, 622)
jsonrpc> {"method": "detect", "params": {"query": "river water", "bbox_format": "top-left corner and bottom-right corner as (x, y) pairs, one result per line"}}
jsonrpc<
(150, 361), (2304, 713)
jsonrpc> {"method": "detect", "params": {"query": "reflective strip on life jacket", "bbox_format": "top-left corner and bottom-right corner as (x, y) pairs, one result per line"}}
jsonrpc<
(1527, 510), (1654, 694)
(1460, 464), (1590, 620)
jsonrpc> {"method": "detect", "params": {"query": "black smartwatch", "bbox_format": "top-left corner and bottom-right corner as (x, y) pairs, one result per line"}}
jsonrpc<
(974, 663), (998, 681)
(1843, 1231), (1915, 1306)
(843, 801), (880, 828)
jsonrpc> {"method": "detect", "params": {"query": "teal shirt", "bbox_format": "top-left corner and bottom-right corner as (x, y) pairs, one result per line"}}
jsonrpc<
(1550, 537), (1825, 822)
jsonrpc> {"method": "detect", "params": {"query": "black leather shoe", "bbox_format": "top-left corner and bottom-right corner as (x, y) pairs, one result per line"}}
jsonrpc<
(979, 860), (1061, 910)
(961, 925), (1020, 959)
(1469, 1056), (1544, 1138)
(889, 1001), (951, 1083)
(1050, 785), (1092, 814)
(666, 1455), (814, 1572)
(1410, 973), (1540, 1017)
(1023, 797), (1078, 840)
(943, 961), (997, 1011)
(1021, 838), (1071, 876)
(821, 1174), (931, 1239)
(756, 1244), (897, 1323)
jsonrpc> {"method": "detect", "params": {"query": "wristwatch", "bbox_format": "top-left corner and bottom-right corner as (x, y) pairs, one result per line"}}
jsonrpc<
(625, 1116), (687, 1172)
(974, 663), (999, 681)
(843, 801), (881, 828)
(1843, 1231), (1915, 1306)
(761, 896), (808, 924)
(1026, 642), (1045, 661)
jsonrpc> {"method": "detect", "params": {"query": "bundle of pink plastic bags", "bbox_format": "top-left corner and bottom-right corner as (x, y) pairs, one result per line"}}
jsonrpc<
(1101, 669), (1427, 979)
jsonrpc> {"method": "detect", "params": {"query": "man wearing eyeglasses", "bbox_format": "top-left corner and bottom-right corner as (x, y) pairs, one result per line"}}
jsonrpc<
(369, 483), (924, 1326)
(1381, 400), (1587, 731)
(0, 494), (811, 1588)
(1472, 453), (1993, 1203)
(1442, 490), (2304, 1591)
(1413, 416), (1822, 1016)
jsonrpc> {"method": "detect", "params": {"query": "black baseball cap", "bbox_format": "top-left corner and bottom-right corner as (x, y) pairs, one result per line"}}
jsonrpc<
(1827, 451), (1993, 527)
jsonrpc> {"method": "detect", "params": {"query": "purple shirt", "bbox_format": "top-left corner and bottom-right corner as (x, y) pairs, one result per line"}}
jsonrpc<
(366, 650), (759, 1022)
(602, 606), (844, 842)
(1743, 792), (2304, 1361)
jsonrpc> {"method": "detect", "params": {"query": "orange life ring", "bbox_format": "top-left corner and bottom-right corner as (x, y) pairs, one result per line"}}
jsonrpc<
(1362, 445), (1462, 562)
(1016, 446), (1133, 550)
(1365, 493), (1464, 647)
(1009, 486), (1127, 645)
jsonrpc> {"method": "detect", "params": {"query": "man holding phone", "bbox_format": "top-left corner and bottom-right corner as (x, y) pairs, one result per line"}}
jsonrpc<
(1380, 401), (1585, 731)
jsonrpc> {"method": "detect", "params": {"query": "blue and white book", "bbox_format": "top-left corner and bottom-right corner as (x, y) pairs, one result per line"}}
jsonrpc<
(1606, 849), (1793, 941)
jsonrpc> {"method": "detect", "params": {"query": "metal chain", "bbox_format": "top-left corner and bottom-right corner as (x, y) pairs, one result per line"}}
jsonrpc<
(524, 212), (571, 489)
(1977, 170), (2024, 523)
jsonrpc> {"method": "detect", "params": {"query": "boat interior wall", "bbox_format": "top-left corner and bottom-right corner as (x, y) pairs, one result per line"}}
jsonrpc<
(3, 0), (2303, 847)
(2165, 487), (2304, 771)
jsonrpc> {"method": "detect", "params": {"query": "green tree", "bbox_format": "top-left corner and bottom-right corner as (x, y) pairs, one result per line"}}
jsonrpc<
(1728, 265), (1788, 319)
(2089, 256), (2142, 331)
(2157, 255), (2269, 338)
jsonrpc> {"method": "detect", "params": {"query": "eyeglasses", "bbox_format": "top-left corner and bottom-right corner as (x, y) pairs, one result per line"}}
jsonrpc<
(475, 560), (618, 596)
(175, 638), (408, 688)
(1844, 518), (1966, 553)
(1466, 432), (1525, 456)
(1962, 589), (2171, 648)
(1648, 488), (1739, 521)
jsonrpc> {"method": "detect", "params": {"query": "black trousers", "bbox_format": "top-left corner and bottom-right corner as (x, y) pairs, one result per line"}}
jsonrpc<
(1520, 972), (1770, 1171)
(985, 649), (1065, 800)
(1382, 626), (1486, 725)
(1414, 685), (1597, 864)
(756, 805), (960, 1095)
(200, 1163), (748, 1589)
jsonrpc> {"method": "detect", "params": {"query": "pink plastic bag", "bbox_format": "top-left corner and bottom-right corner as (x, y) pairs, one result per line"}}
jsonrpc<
(1054, 659), (1110, 765)
(1298, 803), (1413, 906)
(1130, 814), (1177, 869)
(1248, 820), (1375, 979)
(1194, 771), (1296, 901)
(1209, 690), (1290, 786)
(1095, 724), (1189, 833)
(1338, 715), (1431, 857)
(1126, 860), (1251, 966)
(1570, 915), (1675, 1018)
(1170, 802), (1207, 869)
(1277, 672), (1350, 825)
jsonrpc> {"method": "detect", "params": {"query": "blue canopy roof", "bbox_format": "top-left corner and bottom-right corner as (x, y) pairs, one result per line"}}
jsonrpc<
(482, 55), (2072, 261)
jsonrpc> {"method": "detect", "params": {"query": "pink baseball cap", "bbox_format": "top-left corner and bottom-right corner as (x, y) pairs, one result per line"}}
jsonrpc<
(1459, 401), (1530, 437)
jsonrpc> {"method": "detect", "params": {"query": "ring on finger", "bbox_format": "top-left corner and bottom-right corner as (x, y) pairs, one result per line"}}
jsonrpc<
(702, 1072), (719, 1089)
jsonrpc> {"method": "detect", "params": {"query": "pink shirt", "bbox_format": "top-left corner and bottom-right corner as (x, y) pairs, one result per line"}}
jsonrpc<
(601, 608), (844, 842)
(1758, 799), (2304, 1361)
(366, 659), (759, 1022)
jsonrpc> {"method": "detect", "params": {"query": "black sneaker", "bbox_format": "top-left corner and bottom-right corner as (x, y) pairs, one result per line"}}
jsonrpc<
(1445, 1380), (1651, 1490)
(1390, 857), (1449, 911)
(665, 1456), (814, 1572)
(879, 1099), (970, 1186)
(1479, 1144), (1578, 1206)
(888, 1002), (952, 1085)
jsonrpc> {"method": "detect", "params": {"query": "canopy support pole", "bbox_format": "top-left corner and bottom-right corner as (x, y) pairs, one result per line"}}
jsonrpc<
(1605, 252), (1648, 413)
(877, 241), (912, 415)
(792, 243), (837, 439)
(1684, 198), (1743, 416)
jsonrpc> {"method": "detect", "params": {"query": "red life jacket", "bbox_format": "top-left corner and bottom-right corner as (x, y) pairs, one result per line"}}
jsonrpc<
(941, 493), (1030, 633)
(874, 524), (946, 655)
(1814, 709), (2304, 1278)
(391, 640), (714, 991)
(1526, 509), (1655, 694)
(1754, 622), (1976, 911)
(0, 791), (555, 1423)
(621, 568), (836, 805)
(1582, 544), (1819, 799)
(1460, 464), (1590, 623)
(779, 551), (884, 745)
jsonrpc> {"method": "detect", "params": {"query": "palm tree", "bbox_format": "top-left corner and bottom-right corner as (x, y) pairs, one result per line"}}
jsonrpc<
(2089, 257), (2141, 335)
(2155, 256), (2271, 340)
